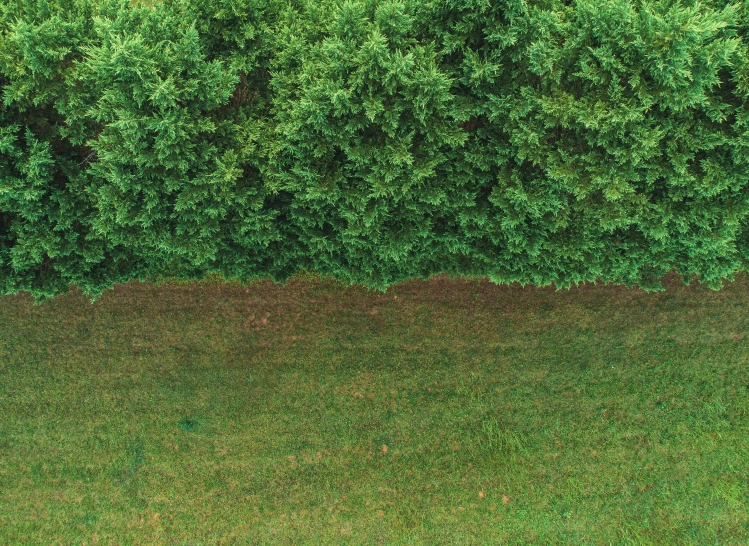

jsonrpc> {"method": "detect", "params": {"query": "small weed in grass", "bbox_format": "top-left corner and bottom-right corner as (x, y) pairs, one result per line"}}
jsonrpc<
(178, 418), (198, 432)
(480, 417), (526, 455)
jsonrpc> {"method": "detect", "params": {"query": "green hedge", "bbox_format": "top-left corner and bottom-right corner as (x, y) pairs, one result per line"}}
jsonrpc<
(1, 0), (748, 304)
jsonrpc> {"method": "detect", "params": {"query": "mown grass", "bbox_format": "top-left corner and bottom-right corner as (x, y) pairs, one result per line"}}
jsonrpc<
(1, 270), (748, 544)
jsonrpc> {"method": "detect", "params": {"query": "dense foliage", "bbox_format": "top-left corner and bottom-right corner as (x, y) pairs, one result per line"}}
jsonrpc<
(1, 0), (748, 304)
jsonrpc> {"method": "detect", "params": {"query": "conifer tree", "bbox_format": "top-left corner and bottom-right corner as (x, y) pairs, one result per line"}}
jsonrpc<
(0, 0), (153, 303)
(67, 0), (298, 299)
(410, 0), (749, 291)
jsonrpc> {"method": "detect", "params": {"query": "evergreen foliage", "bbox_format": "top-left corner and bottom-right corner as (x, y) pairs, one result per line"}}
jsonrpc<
(1, 0), (748, 304)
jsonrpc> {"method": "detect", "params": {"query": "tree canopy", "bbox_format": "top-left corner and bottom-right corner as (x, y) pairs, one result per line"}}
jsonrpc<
(1, 0), (748, 304)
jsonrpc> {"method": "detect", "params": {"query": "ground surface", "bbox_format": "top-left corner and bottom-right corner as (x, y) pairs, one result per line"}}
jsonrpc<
(1, 270), (748, 544)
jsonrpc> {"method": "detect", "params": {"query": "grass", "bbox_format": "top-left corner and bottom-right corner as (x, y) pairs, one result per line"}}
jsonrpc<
(1, 270), (748, 544)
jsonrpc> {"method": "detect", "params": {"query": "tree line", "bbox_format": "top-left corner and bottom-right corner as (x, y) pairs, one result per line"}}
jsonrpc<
(1, 0), (748, 304)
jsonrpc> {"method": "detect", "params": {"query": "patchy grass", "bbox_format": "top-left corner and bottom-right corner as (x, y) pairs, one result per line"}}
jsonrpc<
(1, 270), (748, 544)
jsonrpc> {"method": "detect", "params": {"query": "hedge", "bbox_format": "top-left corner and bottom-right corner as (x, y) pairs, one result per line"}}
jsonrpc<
(1, 0), (748, 304)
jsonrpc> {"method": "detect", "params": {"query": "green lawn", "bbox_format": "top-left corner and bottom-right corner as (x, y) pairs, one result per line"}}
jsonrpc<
(1, 270), (748, 544)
